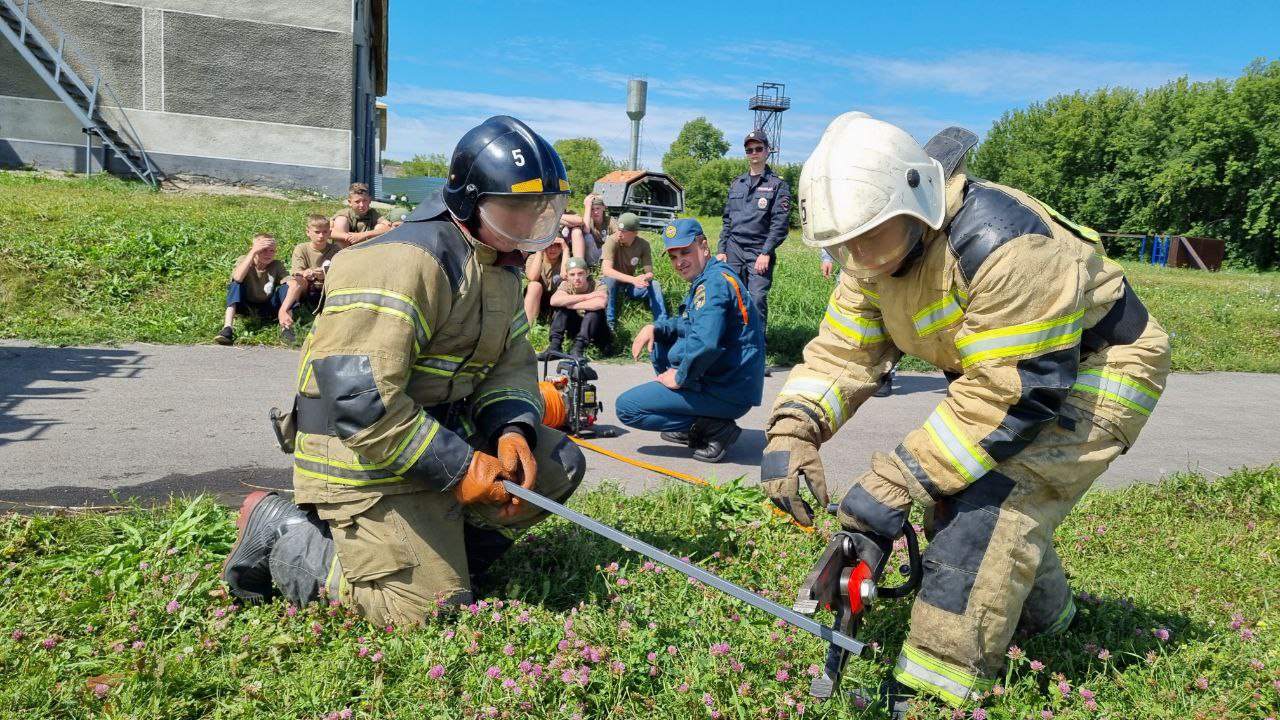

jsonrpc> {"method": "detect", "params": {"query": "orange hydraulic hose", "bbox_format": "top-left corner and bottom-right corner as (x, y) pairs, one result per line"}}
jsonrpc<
(567, 435), (815, 534)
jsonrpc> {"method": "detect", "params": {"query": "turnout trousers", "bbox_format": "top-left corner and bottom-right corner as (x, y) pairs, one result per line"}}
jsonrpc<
(270, 422), (585, 626)
(889, 402), (1138, 704)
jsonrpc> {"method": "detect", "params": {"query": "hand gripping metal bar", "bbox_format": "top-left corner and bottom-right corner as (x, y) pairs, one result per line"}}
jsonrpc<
(503, 481), (866, 656)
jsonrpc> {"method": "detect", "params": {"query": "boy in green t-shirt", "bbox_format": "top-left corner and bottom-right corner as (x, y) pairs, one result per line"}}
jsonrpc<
(331, 182), (394, 247)
(601, 212), (667, 329)
(278, 214), (342, 342)
(214, 233), (291, 345)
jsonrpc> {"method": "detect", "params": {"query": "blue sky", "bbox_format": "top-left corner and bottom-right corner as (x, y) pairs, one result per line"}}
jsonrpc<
(384, 0), (1277, 169)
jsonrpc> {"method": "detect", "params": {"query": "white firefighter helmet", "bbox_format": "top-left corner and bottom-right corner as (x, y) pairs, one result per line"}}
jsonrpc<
(799, 112), (946, 277)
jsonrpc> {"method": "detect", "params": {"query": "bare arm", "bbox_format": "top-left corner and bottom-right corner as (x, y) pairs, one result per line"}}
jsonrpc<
(574, 284), (609, 312)
(526, 253), (544, 283)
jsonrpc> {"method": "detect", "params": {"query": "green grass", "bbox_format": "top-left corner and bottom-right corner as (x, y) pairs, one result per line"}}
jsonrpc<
(4, 171), (1279, 371)
(0, 466), (1276, 718)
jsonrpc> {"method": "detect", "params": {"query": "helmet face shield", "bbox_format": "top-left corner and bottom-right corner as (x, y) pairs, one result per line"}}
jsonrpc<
(478, 194), (568, 252)
(830, 215), (916, 280)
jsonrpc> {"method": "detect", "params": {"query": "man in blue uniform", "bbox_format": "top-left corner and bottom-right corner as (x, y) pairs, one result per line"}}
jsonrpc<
(616, 219), (766, 463)
(717, 129), (791, 332)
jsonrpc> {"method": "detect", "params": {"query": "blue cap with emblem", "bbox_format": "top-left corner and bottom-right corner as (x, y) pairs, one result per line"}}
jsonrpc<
(662, 218), (704, 249)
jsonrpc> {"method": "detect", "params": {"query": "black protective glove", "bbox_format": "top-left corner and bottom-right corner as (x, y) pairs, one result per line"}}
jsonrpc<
(760, 416), (829, 527)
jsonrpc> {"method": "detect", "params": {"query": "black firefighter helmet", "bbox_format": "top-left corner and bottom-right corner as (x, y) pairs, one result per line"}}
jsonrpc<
(444, 115), (570, 251)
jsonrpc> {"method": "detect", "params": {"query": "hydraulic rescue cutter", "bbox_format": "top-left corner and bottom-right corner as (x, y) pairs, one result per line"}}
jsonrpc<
(794, 525), (922, 698)
(502, 481), (922, 701)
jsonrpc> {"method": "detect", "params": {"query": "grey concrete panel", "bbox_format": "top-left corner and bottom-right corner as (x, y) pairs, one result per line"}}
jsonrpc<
(78, 0), (352, 33)
(0, 96), (349, 168)
(0, 96), (84, 144)
(0, 137), (85, 171)
(38, 0), (143, 108)
(163, 13), (351, 129)
(142, 8), (162, 111)
(145, 150), (350, 195)
(0, 43), (59, 100)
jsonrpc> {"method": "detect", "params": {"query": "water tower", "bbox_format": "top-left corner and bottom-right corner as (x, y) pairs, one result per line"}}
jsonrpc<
(748, 82), (790, 161)
(626, 78), (647, 170)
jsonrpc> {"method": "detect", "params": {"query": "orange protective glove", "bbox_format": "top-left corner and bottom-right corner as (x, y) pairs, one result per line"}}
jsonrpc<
(496, 430), (537, 517)
(453, 451), (509, 508)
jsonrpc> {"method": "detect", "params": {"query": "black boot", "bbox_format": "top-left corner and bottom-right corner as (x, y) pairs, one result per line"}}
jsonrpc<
(222, 491), (310, 603)
(569, 340), (587, 359)
(690, 417), (741, 463)
(659, 429), (694, 446)
(537, 335), (564, 361)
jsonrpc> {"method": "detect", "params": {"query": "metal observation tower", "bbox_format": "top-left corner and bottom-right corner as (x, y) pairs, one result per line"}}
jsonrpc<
(748, 82), (790, 161)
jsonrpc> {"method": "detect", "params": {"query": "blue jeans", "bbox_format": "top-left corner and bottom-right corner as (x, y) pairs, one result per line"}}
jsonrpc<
(602, 276), (667, 325)
(226, 281), (291, 320)
(614, 342), (750, 432)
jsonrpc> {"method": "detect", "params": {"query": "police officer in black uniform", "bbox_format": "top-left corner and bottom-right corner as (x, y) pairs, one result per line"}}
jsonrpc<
(717, 129), (791, 333)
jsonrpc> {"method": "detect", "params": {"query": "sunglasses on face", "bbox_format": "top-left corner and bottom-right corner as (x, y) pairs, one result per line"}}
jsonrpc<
(745, 145), (767, 154)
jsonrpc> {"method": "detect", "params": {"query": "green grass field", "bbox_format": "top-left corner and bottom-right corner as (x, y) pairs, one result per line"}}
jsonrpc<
(1, 467), (1276, 719)
(3, 171), (1279, 371)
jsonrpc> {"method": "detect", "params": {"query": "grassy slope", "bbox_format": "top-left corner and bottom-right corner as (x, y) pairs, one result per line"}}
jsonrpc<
(4, 171), (1279, 371)
(0, 467), (1276, 718)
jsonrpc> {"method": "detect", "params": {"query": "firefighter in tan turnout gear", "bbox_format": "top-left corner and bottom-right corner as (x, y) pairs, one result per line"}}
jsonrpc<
(760, 112), (1170, 714)
(223, 116), (586, 626)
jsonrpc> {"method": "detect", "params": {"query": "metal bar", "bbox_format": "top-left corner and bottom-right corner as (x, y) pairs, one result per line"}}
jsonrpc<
(503, 481), (867, 656)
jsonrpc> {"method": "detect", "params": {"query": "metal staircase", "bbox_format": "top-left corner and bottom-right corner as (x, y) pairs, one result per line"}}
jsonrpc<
(0, 0), (158, 186)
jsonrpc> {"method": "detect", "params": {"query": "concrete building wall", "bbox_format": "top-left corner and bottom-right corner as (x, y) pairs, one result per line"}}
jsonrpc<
(0, 0), (366, 195)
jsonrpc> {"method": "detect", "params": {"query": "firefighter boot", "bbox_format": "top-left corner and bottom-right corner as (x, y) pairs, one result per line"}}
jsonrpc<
(690, 417), (741, 463)
(659, 429), (695, 446)
(222, 491), (311, 603)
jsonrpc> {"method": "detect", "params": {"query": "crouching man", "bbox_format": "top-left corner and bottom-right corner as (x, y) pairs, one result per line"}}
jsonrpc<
(616, 219), (765, 462)
(222, 116), (587, 626)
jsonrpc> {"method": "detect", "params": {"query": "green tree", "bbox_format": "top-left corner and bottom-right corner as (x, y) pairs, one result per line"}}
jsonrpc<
(553, 138), (620, 208)
(400, 153), (449, 177)
(662, 117), (730, 188)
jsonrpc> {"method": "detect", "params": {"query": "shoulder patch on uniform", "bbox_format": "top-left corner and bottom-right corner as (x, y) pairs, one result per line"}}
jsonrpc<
(694, 284), (707, 309)
(355, 221), (472, 292)
(947, 181), (1052, 285)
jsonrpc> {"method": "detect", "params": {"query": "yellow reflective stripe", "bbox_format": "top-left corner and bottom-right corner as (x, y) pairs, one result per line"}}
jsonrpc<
(511, 309), (530, 339)
(912, 293), (964, 337)
(510, 178), (544, 193)
(474, 388), (540, 414)
(894, 644), (992, 706)
(923, 406), (995, 484)
(324, 287), (431, 351)
(391, 416), (440, 475)
(859, 287), (881, 309)
(294, 464), (399, 487)
(297, 346), (315, 392)
(414, 354), (464, 376)
(823, 303), (887, 346)
(955, 287), (969, 309)
(1072, 369), (1160, 416)
(1039, 201), (1102, 244)
(780, 377), (848, 429)
(1044, 596), (1076, 635)
(955, 309), (1084, 368)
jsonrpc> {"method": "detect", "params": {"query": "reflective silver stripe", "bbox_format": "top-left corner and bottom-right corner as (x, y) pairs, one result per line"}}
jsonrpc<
(894, 645), (987, 705)
(1072, 369), (1160, 416)
(923, 406), (994, 484)
(780, 377), (847, 429)
(293, 455), (399, 484)
(324, 289), (430, 352)
(414, 355), (463, 376)
(912, 293), (964, 337)
(822, 303), (886, 346)
(955, 309), (1084, 368)
(387, 414), (442, 475)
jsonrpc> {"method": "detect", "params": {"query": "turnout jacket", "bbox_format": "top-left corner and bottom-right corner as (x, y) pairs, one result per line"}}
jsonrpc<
(773, 174), (1170, 502)
(653, 257), (766, 405)
(291, 191), (541, 505)
(720, 166), (791, 256)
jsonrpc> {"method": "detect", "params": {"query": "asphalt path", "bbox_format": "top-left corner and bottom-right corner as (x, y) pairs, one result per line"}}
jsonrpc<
(1, 340), (1277, 510)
